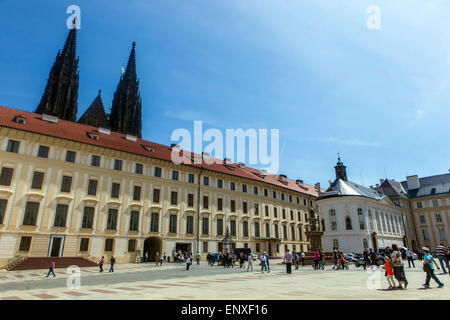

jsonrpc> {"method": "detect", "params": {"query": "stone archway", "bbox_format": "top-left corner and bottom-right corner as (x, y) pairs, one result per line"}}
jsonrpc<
(143, 237), (162, 262)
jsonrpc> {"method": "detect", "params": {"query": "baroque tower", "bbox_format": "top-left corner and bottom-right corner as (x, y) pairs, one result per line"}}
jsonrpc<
(334, 155), (348, 181)
(35, 21), (79, 121)
(109, 42), (142, 138)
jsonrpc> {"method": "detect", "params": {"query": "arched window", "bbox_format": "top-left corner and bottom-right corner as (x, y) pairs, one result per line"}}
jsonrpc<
(345, 216), (352, 230)
(333, 239), (339, 249)
(368, 210), (374, 231)
(357, 208), (365, 230)
(329, 209), (337, 231)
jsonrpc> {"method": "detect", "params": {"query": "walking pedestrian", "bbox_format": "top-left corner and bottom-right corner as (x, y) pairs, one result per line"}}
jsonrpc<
(301, 251), (305, 267)
(422, 247), (444, 288)
(247, 254), (253, 272)
(260, 254), (267, 273)
(332, 248), (339, 270)
(363, 249), (371, 270)
(369, 248), (377, 267)
(318, 250), (324, 270)
(239, 251), (245, 268)
(293, 251), (299, 270)
(45, 261), (56, 277)
(313, 249), (320, 270)
(109, 256), (116, 272)
(99, 256), (104, 272)
(196, 251), (201, 265)
(265, 252), (270, 273)
(391, 244), (408, 289)
(436, 243), (449, 274)
(406, 248), (415, 268)
(285, 249), (293, 274)
(381, 256), (396, 289)
(186, 256), (192, 271)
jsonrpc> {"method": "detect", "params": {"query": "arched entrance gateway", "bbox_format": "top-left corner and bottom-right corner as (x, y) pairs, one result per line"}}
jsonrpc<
(143, 237), (162, 262)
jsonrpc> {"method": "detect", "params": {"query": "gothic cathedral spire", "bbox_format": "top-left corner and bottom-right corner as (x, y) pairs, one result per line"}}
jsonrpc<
(35, 20), (79, 121)
(109, 42), (142, 138)
(78, 90), (108, 128)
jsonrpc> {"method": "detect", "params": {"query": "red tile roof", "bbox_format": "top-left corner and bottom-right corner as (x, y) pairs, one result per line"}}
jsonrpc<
(0, 105), (320, 197)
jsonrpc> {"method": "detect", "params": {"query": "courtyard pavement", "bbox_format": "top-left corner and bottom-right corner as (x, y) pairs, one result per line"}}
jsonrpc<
(0, 262), (449, 300)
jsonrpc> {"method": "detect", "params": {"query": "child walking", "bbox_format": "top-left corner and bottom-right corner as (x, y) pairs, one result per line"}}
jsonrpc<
(45, 262), (56, 277)
(382, 256), (396, 289)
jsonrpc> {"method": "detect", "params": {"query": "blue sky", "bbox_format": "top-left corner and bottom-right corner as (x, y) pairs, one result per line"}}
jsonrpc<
(1, 0), (449, 187)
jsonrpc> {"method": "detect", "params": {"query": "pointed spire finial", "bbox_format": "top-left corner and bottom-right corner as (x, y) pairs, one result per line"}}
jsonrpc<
(337, 152), (341, 162)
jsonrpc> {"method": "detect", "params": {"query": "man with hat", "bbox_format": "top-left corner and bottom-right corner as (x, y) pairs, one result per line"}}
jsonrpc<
(422, 247), (444, 289)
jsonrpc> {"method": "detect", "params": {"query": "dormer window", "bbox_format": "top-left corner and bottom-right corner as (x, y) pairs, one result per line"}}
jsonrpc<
(42, 114), (58, 123)
(142, 145), (154, 152)
(87, 132), (99, 140)
(13, 115), (26, 124)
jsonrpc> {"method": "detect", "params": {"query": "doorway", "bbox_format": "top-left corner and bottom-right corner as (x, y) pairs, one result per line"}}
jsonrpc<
(48, 235), (65, 257)
(143, 237), (162, 262)
(176, 243), (191, 253)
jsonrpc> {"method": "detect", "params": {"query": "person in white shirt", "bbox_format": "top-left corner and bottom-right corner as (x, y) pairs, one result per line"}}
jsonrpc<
(285, 249), (293, 274)
(247, 254), (253, 272)
(301, 252), (306, 267)
(186, 256), (192, 271)
(260, 254), (267, 273)
(406, 249), (415, 268)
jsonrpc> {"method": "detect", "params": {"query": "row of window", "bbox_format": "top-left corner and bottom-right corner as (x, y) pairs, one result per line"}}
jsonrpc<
(421, 228), (447, 241)
(5, 139), (314, 206)
(417, 199), (443, 208)
(419, 213), (445, 224)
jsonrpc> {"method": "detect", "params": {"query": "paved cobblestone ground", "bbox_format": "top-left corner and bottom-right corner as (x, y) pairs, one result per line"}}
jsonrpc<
(0, 262), (449, 300)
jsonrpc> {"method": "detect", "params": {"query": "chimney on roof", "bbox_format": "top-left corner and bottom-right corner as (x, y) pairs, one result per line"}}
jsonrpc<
(314, 183), (321, 197)
(223, 158), (232, 164)
(237, 162), (245, 168)
(406, 175), (420, 190)
(261, 169), (268, 175)
(296, 179), (303, 186)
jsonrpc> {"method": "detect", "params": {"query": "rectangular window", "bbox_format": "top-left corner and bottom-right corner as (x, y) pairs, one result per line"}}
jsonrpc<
(265, 223), (270, 238)
(299, 227), (303, 241)
(0, 199), (8, 224)
(264, 189), (268, 197)
(432, 200), (439, 207)
(243, 220), (249, 237)
(135, 163), (143, 174)
(230, 220), (236, 236)
(283, 225), (287, 240)
(82, 207), (94, 228)
(31, 171), (44, 189)
(217, 218), (223, 236)
(256, 243), (260, 252)
(422, 229), (429, 241)
(203, 242), (208, 253)
(37, 145), (49, 158)
(231, 200), (236, 212)
(419, 215), (426, 224)
(186, 216), (194, 234)
(217, 198), (223, 211)
(150, 213), (159, 232)
(265, 205), (269, 217)
(438, 228), (447, 240)
(19, 236), (32, 251)
(290, 210), (294, 220)
(105, 239), (114, 251)
(203, 177), (209, 186)
(0, 167), (13, 186)
(111, 183), (120, 198)
(289, 195), (292, 202)
(154, 167), (162, 177)
(230, 182), (235, 191)
(188, 173), (195, 183)
(129, 211), (139, 231)
(254, 222), (260, 238)
(203, 196), (209, 209)
(65, 151), (76, 163)
(254, 203), (259, 215)
(188, 194), (194, 207)
(436, 213), (442, 223)
(133, 186), (141, 201)
(80, 238), (89, 252)
(128, 239), (136, 252)
(243, 202), (248, 214)
(291, 226), (295, 240)
(281, 193), (285, 201)
(91, 155), (100, 167)
(153, 189), (160, 203)
(6, 140), (20, 153)
(217, 179), (223, 188)
(169, 214), (177, 233)
(275, 224), (279, 238)
(171, 191), (178, 205)
(61, 176), (72, 193)
(274, 207), (277, 218)
(87, 179), (97, 196)
(23, 201), (40, 225)
(107, 209), (118, 230)
(242, 184), (247, 193)
(202, 217), (209, 235)
(254, 186), (258, 195)
(114, 159), (122, 171)
(273, 191), (276, 199)
(282, 209), (286, 220)
(417, 202), (423, 208)
(54, 204), (68, 227)
(172, 170), (179, 181)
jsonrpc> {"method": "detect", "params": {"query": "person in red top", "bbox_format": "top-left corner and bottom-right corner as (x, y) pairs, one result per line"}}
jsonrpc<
(45, 262), (56, 278)
(382, 256), (396, 289)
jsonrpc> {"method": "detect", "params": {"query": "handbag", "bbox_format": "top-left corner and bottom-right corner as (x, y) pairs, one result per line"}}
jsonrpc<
(423, 263), (432, 273)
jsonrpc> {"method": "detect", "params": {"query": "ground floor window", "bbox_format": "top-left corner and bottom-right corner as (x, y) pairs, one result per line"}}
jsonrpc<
(244, 243), (248, 248)
(256, 243), (260, 252)
(0, 199), (7, 224)
(19, 236), (32, 251)
(218, 242), (223, 252)
(363, 238), (369, 249)
(128, 239), (136, 252)
(202, 241), (208, 253)
(333, 239), (339, 249)
(80, 238), (89, 252)
(284, 244), (288, 252)
(105, 238), (114, 252)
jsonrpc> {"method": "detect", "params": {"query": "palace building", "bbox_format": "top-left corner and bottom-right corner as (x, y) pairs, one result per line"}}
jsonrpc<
(0, 24), (320, 267)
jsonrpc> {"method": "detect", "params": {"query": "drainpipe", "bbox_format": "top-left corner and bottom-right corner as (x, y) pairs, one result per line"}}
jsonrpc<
(196, 167), (203, 254)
